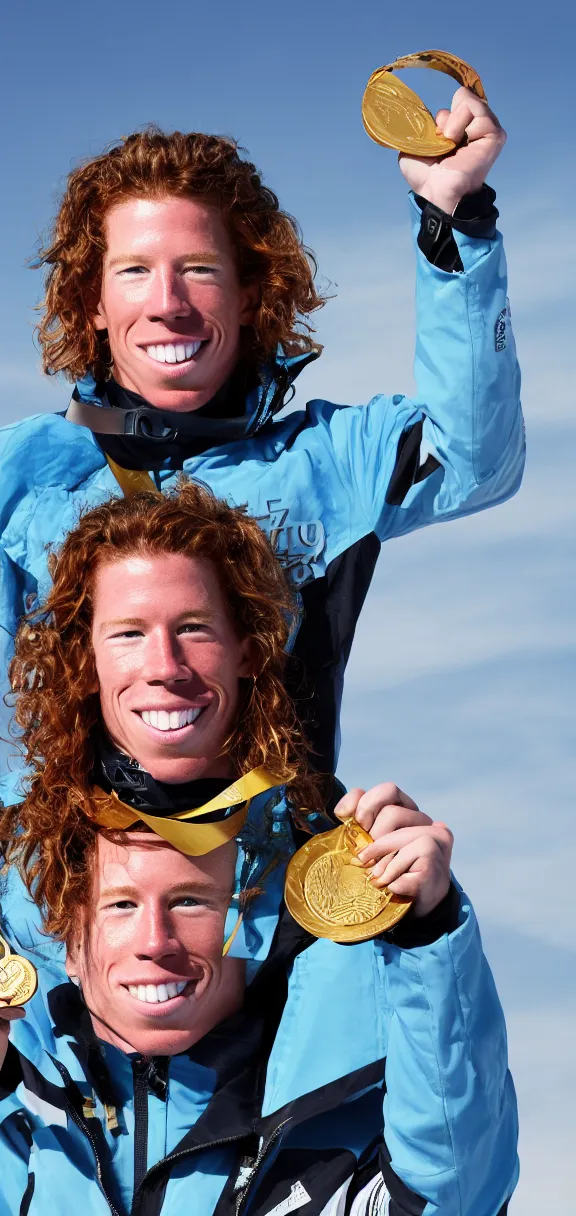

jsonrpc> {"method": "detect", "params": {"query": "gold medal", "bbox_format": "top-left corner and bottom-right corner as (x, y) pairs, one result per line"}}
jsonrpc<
(0, 934), (38, 1007)
(285, 817), (412, 942)
(362, 49), (486, 158)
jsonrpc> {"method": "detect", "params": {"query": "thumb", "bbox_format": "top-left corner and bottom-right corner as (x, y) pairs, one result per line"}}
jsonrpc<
(334, 788), (365, 821)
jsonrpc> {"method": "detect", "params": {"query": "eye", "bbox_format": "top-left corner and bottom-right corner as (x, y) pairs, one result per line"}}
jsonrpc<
(107, 899), (137, 911)
(177, 623), (205, 635)
(173, 896), (202, 909)
(116, 265), (149, 276)
(183, 264), (219, 276)
(110, 629), (144, 639)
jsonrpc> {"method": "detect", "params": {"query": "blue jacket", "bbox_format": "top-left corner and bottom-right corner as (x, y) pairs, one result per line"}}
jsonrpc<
(0, 839), (518, 1216)
(0, 198), (524, 776)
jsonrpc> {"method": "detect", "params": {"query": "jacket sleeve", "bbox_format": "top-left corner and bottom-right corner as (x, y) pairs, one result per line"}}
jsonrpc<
(309, 194), (525, 542)
(0, 545), (37, 801)
(377, 887), (518, 1216)
(0, 1103), (33, 1216)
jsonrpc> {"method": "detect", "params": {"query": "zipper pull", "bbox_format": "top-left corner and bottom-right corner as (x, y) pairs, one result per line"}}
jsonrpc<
(105, 1103), (119, 1132)
(82, 1093), (97, 1120)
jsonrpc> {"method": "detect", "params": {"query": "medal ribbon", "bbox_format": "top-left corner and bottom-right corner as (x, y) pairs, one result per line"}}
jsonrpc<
(105, 455), (159, 497)
(91, 766), (279, 856)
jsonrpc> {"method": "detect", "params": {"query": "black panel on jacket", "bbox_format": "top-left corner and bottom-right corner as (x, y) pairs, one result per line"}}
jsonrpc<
(288, 533), (381, 772)
(0, 1041), (23, 1098)
(385, 419), (441, 507)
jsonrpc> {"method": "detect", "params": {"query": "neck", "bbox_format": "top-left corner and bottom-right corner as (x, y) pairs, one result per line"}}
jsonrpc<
(96, 734), (236, 814)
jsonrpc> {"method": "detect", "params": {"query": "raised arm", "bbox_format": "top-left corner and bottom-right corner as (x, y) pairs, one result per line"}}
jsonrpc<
(309, 88), (524, 544)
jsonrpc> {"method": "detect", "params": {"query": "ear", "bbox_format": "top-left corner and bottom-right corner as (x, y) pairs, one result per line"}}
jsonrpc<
(65, 937), (80, 979)
(92, 299), (108, 333)
(237, 635), (258, 680)
(239, 282), (261, 327)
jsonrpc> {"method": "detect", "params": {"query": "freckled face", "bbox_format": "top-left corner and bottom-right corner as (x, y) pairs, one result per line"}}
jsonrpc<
(66, 833), (245, 1056)
(92, 196), (259, 410)
(91, 552), (253, 783)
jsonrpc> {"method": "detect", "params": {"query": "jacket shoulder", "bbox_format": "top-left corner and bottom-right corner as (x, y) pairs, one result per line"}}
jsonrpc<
(0, 412), (105, 498)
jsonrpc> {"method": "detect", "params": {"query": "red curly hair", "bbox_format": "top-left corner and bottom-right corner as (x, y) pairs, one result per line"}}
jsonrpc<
(35, 127), (326, 382)
(1, 481), (322, 940)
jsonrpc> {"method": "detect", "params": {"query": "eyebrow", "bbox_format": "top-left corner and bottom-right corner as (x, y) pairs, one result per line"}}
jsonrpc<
(98, 879), (222, 901)
(98, 611), (215, 633)
(107, 252), (222, 269)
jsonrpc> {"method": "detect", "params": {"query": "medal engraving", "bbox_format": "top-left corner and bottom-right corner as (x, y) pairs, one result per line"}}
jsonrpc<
(304, 852), (392, 925)
(0, 935), (38, 1006)
(285, 818), (412, 943)
(362, 49), (486, 158)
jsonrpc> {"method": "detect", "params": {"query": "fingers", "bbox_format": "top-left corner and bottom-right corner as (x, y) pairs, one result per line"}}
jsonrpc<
(435, 88), (505, 147)
(369, 824), (453, 886)
(334, 782), (420, 831)
(356, 807), (433, 863)
(0, 1002), (26, 1023)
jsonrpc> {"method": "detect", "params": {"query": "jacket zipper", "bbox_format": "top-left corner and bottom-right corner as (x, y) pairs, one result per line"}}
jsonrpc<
(235, 1120), (292, 1216)
(132, 1058), (150, 1196)
(130, 1121), (290, 1216)
(130, 1131), (252, 1215)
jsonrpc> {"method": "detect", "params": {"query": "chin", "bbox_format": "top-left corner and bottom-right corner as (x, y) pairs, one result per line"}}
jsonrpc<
(128, 1025), (202, 1056)
(144, 754), (223, 784)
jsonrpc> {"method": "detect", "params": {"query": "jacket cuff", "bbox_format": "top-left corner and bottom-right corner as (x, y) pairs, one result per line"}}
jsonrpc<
(415, 185), (499, 272)
(382, 882), (460, 948)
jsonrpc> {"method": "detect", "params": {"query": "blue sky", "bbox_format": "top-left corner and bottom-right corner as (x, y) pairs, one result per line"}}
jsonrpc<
(2, 1), (575, 1208)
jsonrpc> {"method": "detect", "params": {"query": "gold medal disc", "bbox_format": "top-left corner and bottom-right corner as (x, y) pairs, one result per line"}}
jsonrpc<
(362, 49), (486, 158)
(0, 934), (38, 1007)
(285, 818), (412, 943)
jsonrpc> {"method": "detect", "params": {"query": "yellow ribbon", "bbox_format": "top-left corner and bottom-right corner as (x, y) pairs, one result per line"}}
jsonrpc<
(106, 455), (159, 497)
(91, 767), (279, 856)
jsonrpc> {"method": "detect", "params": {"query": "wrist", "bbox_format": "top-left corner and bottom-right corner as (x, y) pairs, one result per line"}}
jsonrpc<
(383, 882), (460, 948)
(418, 186), (462, 215)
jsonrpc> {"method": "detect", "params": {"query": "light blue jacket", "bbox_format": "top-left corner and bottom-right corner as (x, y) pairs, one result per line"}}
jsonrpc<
(0, 790), (517, 1216)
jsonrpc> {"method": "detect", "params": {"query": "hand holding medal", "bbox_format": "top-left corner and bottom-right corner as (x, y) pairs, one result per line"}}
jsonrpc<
(0, 933), (37, 1007)
(362, 49), (507, 214)
(0, 933), (38, 1071)
(285, 783), (453, 942)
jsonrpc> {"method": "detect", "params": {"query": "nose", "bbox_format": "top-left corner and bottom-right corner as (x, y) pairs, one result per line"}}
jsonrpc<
(141, 628), (190, 686)
(133, 902), (178, 963)
(146, 266), (192, 325)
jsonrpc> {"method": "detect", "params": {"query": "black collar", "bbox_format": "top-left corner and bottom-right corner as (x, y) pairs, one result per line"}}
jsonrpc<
(96, 734), (231, 816)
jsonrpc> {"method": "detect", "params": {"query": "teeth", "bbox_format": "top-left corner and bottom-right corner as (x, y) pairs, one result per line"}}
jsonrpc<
(145, 341), (201, 364)
(141, 708), (201, 731)
(127, 981), (188, 1004)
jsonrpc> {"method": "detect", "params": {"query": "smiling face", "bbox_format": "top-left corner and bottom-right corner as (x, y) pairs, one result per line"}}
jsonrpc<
(66, 832), (244, 1055)
(92, 196), (259, 411)
(91, 551), (254, 782)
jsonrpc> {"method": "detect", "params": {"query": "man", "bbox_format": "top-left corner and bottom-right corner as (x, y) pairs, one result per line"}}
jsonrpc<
(0, 86), (523, 778)
(0, 486), (516, 1216)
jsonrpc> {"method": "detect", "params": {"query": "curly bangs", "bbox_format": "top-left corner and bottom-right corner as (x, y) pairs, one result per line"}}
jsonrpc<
(1, 481), (321, 940)
(35, 127), (326, 382)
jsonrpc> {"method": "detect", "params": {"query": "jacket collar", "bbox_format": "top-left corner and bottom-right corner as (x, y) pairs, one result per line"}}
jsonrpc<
(74, 347), (320, 443)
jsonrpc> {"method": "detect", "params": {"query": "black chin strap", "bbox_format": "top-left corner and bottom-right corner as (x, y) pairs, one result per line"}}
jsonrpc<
(66, 394), (257, 444)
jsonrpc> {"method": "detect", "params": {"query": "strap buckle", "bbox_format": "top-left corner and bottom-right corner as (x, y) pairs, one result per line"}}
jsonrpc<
(123, 408), (178, 443)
